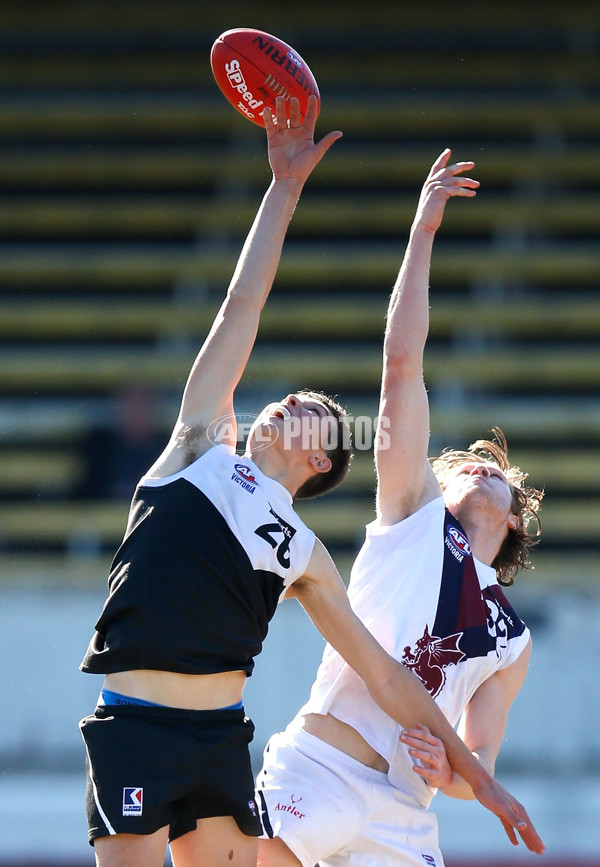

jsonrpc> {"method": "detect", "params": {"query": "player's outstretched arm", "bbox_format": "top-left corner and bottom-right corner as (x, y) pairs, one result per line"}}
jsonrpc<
(375, 149), (479, 525)
(152, 96), (342, 475)
(289, 539), (545, 855)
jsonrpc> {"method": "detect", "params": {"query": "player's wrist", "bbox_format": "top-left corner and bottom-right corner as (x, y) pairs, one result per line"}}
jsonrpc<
(271, 173), (305, 188)
(269, 175), (306, 203)
(410, 220), (439, 240)
(469, 764), (496, 796)
(451, 747), (492, 792)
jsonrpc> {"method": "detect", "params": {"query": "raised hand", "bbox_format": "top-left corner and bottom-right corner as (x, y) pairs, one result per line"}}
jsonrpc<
(412, 148), (479, 235)
(263, 94), (343, 184)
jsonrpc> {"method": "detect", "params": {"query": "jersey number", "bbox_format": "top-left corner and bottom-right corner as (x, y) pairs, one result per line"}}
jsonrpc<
(255, 508), (296, 569)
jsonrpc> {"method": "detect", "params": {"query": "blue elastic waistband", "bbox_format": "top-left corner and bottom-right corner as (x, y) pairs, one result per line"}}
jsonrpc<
(100, 688), (164, 708)
(99, 688), (243, 711)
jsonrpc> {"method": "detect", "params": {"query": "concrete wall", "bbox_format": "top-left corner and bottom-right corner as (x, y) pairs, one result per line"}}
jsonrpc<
(0, 583), (599, 864)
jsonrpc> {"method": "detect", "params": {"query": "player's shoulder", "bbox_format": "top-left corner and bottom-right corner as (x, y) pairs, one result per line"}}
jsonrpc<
(142, 440), (233, 484)
(371, 493), (445, 535)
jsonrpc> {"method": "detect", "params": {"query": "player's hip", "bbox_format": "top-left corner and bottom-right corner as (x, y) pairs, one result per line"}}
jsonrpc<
(256, 726), (442, 867)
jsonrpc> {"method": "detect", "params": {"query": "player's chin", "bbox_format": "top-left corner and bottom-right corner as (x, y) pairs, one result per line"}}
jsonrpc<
(247, 420), (279, 450)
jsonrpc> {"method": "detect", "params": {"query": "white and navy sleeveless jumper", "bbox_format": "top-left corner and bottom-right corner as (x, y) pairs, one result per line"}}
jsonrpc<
(80, 445), (315, 677)
(298, 496), (529, 805)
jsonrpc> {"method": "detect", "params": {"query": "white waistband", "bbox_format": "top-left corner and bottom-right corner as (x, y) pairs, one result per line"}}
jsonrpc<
(284, 723), (390, 784)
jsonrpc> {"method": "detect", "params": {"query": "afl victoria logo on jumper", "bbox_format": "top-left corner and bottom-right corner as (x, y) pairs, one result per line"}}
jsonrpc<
(231, 463), (258, 493)
(123, 787), (143, 816)
(445, 525), (472, 561)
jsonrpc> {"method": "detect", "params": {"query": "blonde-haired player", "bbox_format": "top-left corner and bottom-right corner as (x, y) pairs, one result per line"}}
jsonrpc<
(256, 150), (544, 867)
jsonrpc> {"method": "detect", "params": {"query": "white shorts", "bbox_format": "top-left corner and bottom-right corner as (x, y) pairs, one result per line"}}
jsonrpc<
(256, 726), (444, 867)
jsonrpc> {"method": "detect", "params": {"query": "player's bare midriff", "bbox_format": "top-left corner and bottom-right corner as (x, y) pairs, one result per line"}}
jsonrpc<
(301, 712), (390, 773)
(103, 669), (247, 710)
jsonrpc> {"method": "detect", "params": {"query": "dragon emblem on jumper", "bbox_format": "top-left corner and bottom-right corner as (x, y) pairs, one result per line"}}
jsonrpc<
(401, 625), (466, 698)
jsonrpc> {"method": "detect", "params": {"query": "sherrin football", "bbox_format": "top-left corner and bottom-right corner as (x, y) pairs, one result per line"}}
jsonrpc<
(210, 28), (320, 128)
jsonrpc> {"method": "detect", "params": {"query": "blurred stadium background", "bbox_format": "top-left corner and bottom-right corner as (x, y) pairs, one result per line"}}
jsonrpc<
(0, 1), (599, 864)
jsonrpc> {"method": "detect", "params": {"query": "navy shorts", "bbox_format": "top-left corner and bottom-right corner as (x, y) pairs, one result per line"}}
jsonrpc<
(79, 702), (261, 844)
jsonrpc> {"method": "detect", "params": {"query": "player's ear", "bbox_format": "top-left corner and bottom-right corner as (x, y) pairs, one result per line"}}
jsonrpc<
(308, 454), (332, 475)
(507, 513), (519, 532)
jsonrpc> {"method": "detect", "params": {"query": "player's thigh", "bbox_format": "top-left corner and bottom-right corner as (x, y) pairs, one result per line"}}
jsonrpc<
(170, 815), (258, 867)
(93, 826), (169, 867)
(258, 836), (303, 867)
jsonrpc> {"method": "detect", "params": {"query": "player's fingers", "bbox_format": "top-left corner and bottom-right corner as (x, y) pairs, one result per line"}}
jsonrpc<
(448, 160), (475, 173)
(303, 93), (319, 129)
(430, 148), (452, 174)
(432, 176), (479, 193)
(498, 798), (545, 854)
(440, 173), (480, 187)
(432, 182), (478, 198)
(313, 130), (343, 162)
(520, 825), (545, 854)
(401, 728), (438, 746)
(275, 96), (288, 129)
(263, 107), (276, 135)
(520, 823), (546, 855)
(409, 749), (437, 767)
(411, 764), (433, 778)
(400, 732), (424, 749)
(288, 97), (302, 128)
(433, 159), (476, 183)
(510, 804), (545, 854)
(500, 817), (520, 847)
(445, 174), (479, 186)
(449, 186), (478, 197)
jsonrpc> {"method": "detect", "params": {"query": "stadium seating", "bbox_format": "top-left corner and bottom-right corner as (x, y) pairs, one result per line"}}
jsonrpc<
(0, 1), (598, 586)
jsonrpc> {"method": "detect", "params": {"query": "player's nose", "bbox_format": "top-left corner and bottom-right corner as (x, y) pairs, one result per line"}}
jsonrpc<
(471, 464), (490, 477)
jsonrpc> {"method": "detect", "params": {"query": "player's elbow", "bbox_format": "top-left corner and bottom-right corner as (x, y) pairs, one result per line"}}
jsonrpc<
(383, 341), (423, 380)
(226, 280), (267, 315)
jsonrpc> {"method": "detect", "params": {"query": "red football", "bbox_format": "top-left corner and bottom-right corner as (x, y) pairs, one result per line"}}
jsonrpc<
(210, 28), (320, 128)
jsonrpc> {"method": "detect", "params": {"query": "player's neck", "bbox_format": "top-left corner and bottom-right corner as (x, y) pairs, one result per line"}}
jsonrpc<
(458, 517), (503, 568)
(249, 446), (307, 499)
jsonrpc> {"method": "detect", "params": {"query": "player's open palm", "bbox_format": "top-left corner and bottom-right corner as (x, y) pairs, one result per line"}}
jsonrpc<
(264, 95), (342, 183)
(412, 148), (479, 235)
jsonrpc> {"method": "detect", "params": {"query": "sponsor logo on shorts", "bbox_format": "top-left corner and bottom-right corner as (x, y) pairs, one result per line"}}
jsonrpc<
(231, 463), (257, 493)
(123, 787), (143, 816)
(445, 525), (472, 562)
(248, 798), (258, 816)
(274, 794), (305, 819)
(421, 855), (438, 866)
